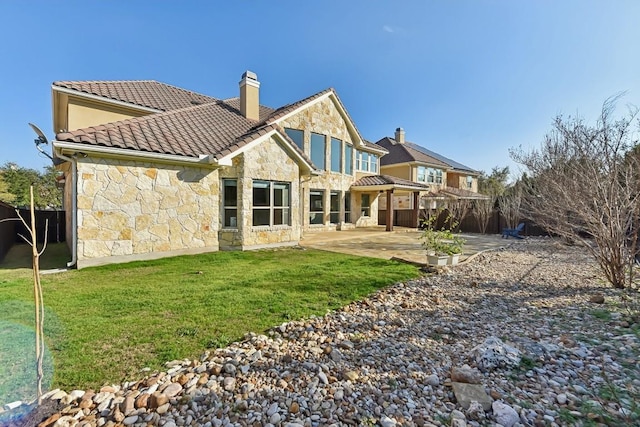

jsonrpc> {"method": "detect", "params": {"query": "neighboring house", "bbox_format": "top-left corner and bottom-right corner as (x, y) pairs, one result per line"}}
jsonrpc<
(51, 71), (432, 268)
(375, 128), (487, 227)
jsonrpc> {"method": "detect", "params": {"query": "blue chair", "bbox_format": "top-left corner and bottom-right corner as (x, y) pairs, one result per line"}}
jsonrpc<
(502, 223), (525, 239)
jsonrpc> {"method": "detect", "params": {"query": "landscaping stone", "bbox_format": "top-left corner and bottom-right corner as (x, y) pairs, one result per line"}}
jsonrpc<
(4, 240), (638, 427)
(451, 382), (493, 411)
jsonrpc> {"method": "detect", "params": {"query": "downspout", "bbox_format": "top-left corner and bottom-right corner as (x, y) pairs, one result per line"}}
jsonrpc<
(54, 150), (77, 268)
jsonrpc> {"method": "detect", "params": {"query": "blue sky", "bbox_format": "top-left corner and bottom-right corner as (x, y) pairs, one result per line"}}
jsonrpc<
(1, 1), (639, 178)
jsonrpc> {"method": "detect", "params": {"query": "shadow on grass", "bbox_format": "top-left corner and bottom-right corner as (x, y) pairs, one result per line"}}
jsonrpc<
(0, 243), (71, 271)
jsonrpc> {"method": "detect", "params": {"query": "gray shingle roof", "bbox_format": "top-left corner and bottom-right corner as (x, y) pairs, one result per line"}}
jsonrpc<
(53, 80), (218, 112)
(376, 137), (477, 173)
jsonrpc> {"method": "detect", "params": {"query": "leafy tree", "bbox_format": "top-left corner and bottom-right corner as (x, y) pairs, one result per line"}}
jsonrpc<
(0, 163), (61, 209)
(478, 166), (510, 196)
(511, 96), (640, 289)
(0, 172), (16, 205)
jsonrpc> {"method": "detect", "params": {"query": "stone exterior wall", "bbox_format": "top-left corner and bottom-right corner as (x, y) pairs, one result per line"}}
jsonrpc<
(75, 157), (219, 267)
(279, 96), (379, 229)
(219, 136), (301, 249)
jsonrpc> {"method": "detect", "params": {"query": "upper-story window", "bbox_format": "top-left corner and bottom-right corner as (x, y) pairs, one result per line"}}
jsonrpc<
(311, 132), (326, 170)
(284, 128), (304, 150)
(356, 150), (378, 173)
(330, 138), (342, 173)
(345, 144), (353, 175)
(417, 166), (443, 184)
(466, 175), (473, 189)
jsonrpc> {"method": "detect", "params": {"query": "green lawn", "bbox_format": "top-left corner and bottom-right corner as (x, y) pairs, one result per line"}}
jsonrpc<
(0, 244), (419, 400)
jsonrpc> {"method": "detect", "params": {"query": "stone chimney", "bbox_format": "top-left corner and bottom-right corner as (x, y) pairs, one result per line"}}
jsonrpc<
(239, 71), (260, 121)
(394, 127), (405, 144)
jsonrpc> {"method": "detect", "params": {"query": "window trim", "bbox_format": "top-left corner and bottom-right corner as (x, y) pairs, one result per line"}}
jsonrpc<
(222, 179), (238, 228)
(309, 189), (324, 225)
(330, 137), (342, 173)
(310, 132), (326, 171)
(252, 180), (291, 227)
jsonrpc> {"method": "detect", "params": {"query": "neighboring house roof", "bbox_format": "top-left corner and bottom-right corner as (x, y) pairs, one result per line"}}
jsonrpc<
(53, 80), (218, 112)
(437, 186), (490, 200)
(351, 174), (431, 191)
(376, 137), (477, 173)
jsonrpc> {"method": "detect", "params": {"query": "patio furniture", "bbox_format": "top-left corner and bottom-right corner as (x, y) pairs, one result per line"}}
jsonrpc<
(502, 223), (525, 239)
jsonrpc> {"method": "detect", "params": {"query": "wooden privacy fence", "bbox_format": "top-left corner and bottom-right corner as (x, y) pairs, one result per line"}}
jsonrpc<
(379, 206), (548, 236)
(0, 202), (65, 262)
(0, 201), (16, 261)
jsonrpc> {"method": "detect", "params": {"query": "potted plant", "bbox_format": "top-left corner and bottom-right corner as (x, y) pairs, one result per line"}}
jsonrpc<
(421, 212), (465, 266)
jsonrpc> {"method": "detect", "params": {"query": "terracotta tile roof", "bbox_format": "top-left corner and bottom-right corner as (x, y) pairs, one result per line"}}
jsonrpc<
(56, 101), (264, 158)
(53, 80), (368, 169)
(56, 100), (316, 169)
(52, 80), (218, 112)
(221, 97), (275, 122)
(376, 137), (477, 173)
(351, 175), (431, 189)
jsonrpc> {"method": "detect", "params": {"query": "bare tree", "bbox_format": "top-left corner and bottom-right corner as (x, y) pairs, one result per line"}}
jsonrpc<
(473, 196), (496, 234)
(0, 186), (48, 401)
(511, 96), (640, 289)
(445, 199), (472, 231)
(498, 186), (522, 230)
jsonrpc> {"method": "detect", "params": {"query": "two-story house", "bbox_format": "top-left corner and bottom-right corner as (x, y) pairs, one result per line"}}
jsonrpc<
(51, 72), (431, 268)
(375, 128), (487, 227)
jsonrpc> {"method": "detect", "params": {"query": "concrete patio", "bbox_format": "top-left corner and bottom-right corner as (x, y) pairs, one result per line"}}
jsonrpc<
(300, 226), (511, 265)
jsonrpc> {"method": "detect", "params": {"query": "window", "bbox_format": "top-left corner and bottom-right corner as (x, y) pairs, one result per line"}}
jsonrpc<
(284, 128), (304, 150)
(331, 138), (342, 173)
(361, 194), (371, 217)
(309, 190), (324, 224)
(252, 180), (290, 227)
(345, 144), (353, 175)
(223, 179), (238, 228)
(330, 191), (340, 223)
(344, 191), (351, 223)
(417, 166), (426, 182)
(466, 175), (473, 189)
(356, 150), (378, 173)
(311, 133), (326, 170)
(425, 167), (443, 184)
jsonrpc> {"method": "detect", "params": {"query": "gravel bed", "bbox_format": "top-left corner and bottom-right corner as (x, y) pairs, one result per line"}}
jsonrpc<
(3, 239), (639, 427)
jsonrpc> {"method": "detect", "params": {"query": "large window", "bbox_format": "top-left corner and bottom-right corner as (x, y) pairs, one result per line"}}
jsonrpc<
(356, 150), (378, 173)
(418, 167), (444, 184)
(223, 179), (238, 228)
(345, 144), (353, 175)
(331, 138), (342, 173)
(252, 180), (290, 227)
(330, 191), (340, 223)
(311, 133), (326, 170)
(309, 190), (324, 224)
(284, 128), (304, 150)
(361, 194), (371, 217)
(344, 191), (351, 223)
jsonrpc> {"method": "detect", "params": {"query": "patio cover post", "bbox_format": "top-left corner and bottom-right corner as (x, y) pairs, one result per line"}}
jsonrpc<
(386, 189), (394, 231)
(412, 191), (420, 228)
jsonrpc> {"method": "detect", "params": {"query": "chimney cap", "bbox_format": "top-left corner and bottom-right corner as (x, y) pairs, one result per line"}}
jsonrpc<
(242, 70), (258, 81)
(395, 127), (404, 132)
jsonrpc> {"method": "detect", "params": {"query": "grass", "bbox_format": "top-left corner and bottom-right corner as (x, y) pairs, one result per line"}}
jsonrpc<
(0, 244), (419, 400)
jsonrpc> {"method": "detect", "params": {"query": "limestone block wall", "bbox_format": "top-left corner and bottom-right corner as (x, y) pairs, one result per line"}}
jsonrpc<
(234, 136), (301, 248)
(75, 157), (219, 266)
(279, 96), (378, 229)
